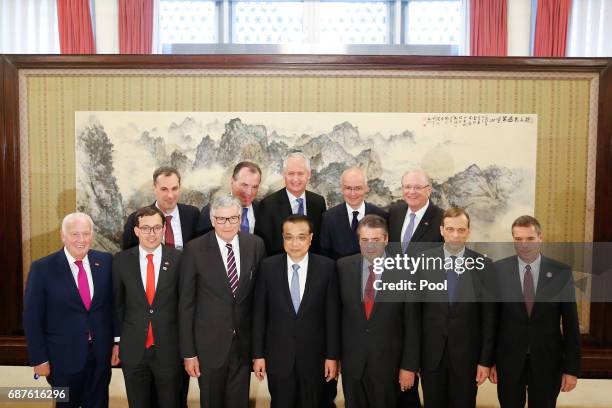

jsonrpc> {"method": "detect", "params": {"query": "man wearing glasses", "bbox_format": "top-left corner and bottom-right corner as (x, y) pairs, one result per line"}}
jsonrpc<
(112, 206), (183, 407)
(320, 167), (387, 260)
(252, 214), (340, 407)
(179, 196), (266, 408)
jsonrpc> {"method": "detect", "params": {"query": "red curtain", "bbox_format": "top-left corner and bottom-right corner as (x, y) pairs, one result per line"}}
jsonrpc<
(56, 0), (96, 54)
(533, 0), (572, 57)
(119, 0), (154, 54)
(470, 0), (508, 56)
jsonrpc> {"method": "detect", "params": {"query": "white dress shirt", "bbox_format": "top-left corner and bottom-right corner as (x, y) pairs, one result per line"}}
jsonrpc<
(400, 200), (430, 242)
(138, 244), (162, 291)
(286, 190), (307, 215)
(216, 233), (241, 279)
(443, 245), (466, 274)
(518, 254), (541, 294)
(64, 248), (94, 299)
(287, 254), (308, 300)
(346, 201), (366, 225)
(156, 202), (184, 249)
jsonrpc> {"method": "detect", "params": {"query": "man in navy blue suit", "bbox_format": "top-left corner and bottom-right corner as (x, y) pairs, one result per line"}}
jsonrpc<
(320, 167), (387, 260)
(23, 212), (116, 408)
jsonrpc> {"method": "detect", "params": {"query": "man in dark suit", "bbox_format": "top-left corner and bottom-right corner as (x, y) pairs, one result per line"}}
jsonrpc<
(113, 206), (183, 407)
(489, 215), (581, 408)
(252, 214), (340, 407)
(388, 169), (444, 254)
(320, 167), (387, 260)
(255, 152), (326, 255)
(414, 208), (496, 408)
(198, 161), (262, 235)
(179, 196), (266, 408)
(23, 212), (115, 408)
(123, 166), (200, 250)
(338, 214), (418, 407)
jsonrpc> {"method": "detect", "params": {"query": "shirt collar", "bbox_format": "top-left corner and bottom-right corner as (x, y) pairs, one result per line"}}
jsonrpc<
(409, 200), (430, 218)
(346, 201), (365, 216)
(287, 253), (309, 271)
(444, 245), (466, 259)
(155, 202), (179, 218)
(139, 244), (162, 260)
(518, 253), (542, 272)
(63, 247), (89, 266)
(215, 232), (240, 249)
(286, 189), (306, 203)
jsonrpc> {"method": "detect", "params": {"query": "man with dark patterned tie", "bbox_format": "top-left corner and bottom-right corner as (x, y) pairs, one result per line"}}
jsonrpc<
(198, 161), (262, 236)
(490, 215), (581, 408)
(23, 212), (115, 408)
(179, 196), (266, 408)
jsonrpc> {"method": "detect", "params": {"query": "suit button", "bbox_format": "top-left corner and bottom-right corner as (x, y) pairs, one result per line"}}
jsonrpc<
(149, 309), (154, 314)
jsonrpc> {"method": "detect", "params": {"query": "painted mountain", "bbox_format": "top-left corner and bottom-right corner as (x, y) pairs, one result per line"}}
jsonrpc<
(76, 112), (537, 252)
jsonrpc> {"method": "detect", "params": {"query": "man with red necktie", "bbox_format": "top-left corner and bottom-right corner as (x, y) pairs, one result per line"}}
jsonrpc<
(113, 206), (183, 407)
(23, 212), (115, 408)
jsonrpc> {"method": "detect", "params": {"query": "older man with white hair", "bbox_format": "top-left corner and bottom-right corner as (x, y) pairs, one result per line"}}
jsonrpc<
(23, 212), (116, 408)
(179, 196), (266, 408)
(255, 152), (326, 255)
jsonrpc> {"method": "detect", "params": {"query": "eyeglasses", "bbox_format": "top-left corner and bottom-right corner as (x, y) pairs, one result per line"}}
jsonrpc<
(138, 225), (163, 234)
(342, 185), (365, 193)
(283, 234), (310, 243)
(402, 184), (430, 192)
(214, 216), (240, 224)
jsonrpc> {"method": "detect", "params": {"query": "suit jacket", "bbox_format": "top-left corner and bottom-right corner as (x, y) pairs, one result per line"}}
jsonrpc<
(493, 255), (581, 382)
(179, 231), (266, 369)
(320, 202), (387, 260)
(252, 253), (340, 377)
(337, 254), (418, 381)
(255, 188), (326, 255)
(197, 201), (260, 236)
(23, 249), (115, 374)
(122, 202), (201, 250)
(113, 245), (182, 366)
(388, 201), (444, 253)
(413, 247), (496, 374)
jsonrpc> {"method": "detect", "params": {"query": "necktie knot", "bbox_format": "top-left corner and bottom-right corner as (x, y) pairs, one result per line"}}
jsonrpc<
(292, 263), (300, 273)
(164, 215), (175, 247)
(165, 215), (172, 222)
(146, 253), (153, 261)
(296, 198), (304, 215)
(75, 260), (83, 267)
(240, 207), (250, 233)
(226, 243), (232, 251)
(525, 264), (532, 272)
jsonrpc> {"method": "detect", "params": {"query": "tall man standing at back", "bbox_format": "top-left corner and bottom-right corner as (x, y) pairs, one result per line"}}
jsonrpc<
(320, 167), (387, 260)
(255, 152), (326, 255)
(123, 166), (200, 250)
(198, 161), (262, 235)
(179, 196), (266, 408)
(489, 215), (581, 408)
(23, 213), (115, 408)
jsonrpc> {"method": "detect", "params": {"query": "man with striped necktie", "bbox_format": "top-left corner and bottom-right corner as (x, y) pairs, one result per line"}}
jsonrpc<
(179, 196), (266, 408)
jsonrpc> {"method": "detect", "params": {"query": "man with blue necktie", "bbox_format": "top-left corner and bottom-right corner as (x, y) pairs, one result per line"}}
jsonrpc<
(198, 161), (262, 236)
(23, 212), (115, 408)
(256, 152), (326, 255)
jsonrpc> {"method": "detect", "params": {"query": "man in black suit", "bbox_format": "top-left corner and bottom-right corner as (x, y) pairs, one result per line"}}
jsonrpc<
(255, 152), (326, 255)
(388, 169), (444, 254)
(338, 214), (418, 407)
(179, 196), (266, 408)
(122, 166), (200, 250)
(252, 214), (340, 407)
(113, 206), (183, 407)
(414, 207), (496, 408)
(320, 167), (387, 260)
(198, 161), (262, 235)
(489, 215), (581, 408)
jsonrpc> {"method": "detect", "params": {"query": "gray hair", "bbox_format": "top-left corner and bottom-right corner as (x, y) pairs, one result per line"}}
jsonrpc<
(401, 168), (431, 186)
(61, 212), (94, 235)
(282, 151), (311, 172)
(210, 196), (242, 220)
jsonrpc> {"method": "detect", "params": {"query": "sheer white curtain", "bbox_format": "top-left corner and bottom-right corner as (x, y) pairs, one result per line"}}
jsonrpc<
(567, 0), (612, 57)
(0, 0), (60, 53)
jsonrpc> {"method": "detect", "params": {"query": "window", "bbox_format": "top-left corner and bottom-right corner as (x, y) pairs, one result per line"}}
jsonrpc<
(158, 0), (465, 54)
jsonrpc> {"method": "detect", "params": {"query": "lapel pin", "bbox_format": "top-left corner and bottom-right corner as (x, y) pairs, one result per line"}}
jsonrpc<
(94, 262), (100, 267)
(424, 222), (429, 226)
(162, 266), (168, 271)
(164, 261), (169, 265)
(546, 272), (552, 278)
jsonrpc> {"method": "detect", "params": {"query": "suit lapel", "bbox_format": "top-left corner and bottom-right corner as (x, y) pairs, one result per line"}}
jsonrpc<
(57, 251), (85, 309)
(280, 188), (294, 217)
(392, 203), (408, 242)
(177, 203), (191, 242)
(510, 257), (529, 319)
(236, 234), (252, 302)
(127, 247), (149, 305)
(279, 256), (296, 313)
(206, 233), (235, 300)
(411, 204), (434, 243)
(298, 255), (316, 315)
(152, 246), (173, 306)
(89, 252), (103, 309)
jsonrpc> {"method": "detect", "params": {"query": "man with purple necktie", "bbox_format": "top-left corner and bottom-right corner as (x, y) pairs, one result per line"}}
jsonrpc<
(23, 212), (116, 408)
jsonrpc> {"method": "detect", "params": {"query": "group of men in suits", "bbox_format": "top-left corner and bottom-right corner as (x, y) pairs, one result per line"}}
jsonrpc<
(23, 154), (581, 408)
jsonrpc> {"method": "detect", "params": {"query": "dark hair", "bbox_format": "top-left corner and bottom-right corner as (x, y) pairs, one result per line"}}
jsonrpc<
(134, 206), (166, 226)
(282, 214), (313, 234)
(153, 166), (181, 185)
(442, 207), (471, 228)
(511, 215), (541, 234)
(357, 214), (388, 236)
(232, 161), (262, 179)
